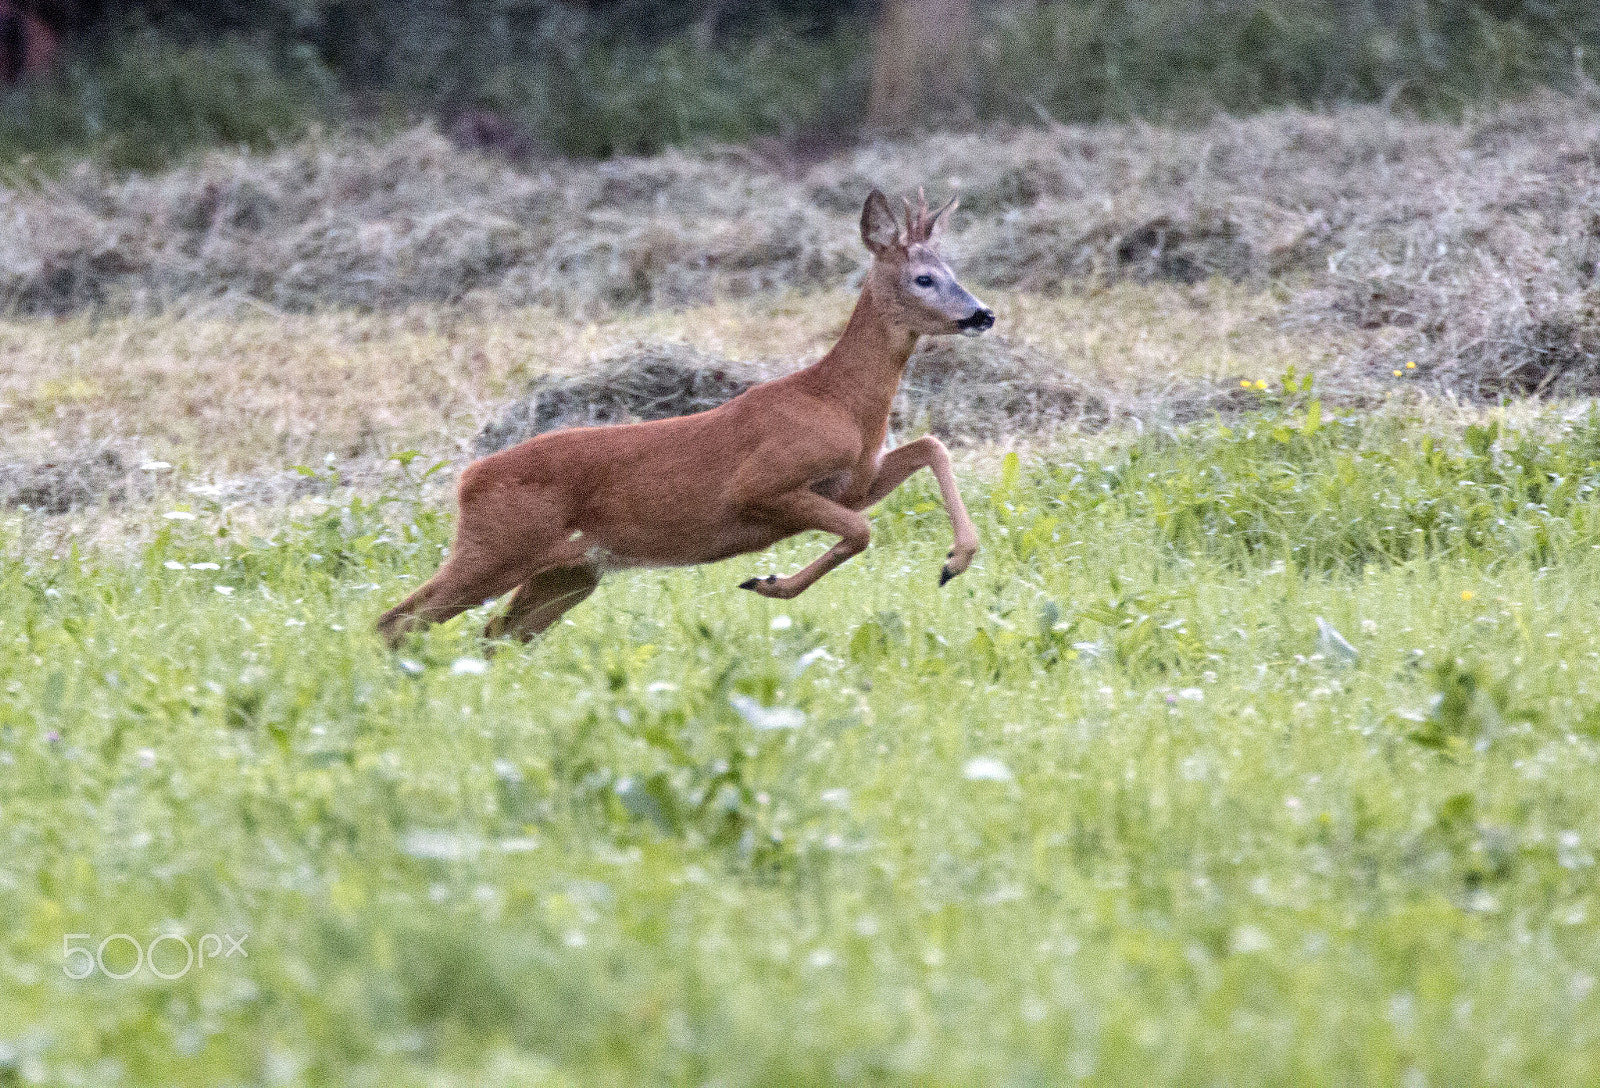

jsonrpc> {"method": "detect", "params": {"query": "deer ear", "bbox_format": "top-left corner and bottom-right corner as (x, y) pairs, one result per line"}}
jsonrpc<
(929, 196), (959, 239)
(860, 189), (901, 254)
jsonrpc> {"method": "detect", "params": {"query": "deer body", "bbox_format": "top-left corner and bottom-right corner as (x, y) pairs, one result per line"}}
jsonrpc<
(378, 190), (994, 647)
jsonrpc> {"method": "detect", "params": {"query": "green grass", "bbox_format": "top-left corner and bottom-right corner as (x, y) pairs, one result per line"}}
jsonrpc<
(7, 400), (1600, 1084)
(0, 33), (336, 173)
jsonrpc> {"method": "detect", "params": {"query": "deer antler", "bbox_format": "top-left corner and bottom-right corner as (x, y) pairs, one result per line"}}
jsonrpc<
(903, 187), (951, 243)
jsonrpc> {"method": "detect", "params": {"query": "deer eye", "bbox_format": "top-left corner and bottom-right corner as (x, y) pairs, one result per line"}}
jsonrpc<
(914, 274), (935, 288)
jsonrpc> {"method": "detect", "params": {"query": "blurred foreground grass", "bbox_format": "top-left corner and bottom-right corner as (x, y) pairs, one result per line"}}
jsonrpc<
(5, 399), (1600, 1083)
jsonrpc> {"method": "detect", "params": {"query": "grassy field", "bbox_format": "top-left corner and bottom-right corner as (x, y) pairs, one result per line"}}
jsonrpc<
(5, 104), (1600, 1084)
(5, 338), (1600, 1081)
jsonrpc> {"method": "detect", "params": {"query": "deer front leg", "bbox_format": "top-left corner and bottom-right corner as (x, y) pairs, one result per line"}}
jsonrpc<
(858, 436), (979, 586)
(738, 490), (871, 600)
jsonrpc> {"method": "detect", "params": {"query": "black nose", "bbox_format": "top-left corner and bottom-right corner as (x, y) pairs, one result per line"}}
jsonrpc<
(958, 307), (995, 332)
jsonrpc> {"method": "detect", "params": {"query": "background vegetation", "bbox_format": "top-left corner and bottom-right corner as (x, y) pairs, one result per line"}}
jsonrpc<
(5, 0), (1600, 168)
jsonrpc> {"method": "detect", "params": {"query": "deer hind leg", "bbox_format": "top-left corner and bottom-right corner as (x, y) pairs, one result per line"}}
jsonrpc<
(738, 490), (871, 600)
(377, 481), (587, 648)
(484, 564), (599, 644)
(856, 436), (978, 586)
(376, 545), (530, 648)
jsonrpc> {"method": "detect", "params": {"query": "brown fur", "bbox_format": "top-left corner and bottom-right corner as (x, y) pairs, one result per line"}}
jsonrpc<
(377, 189), (994, 647)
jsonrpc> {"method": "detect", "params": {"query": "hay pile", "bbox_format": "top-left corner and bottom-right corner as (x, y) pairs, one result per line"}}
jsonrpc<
(895, 335), (1109, 439)
(1279, 101), (1600, 399)
(0, 133), (856, 316)
(474, 344), (764, 454)
(477, 336), (1113, 452)
(0, 443), (153, 513)
(7, 98), (1600, 399)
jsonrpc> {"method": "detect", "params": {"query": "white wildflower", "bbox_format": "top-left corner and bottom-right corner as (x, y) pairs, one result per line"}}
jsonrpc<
(1230, 925), (1272, 954)
(729, 693), (804, 731)
(962, 756), (1013, 782)
(400, 829), (482, 861)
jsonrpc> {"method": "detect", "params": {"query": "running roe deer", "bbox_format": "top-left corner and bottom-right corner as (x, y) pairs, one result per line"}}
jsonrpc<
(377, 189), (994, 647)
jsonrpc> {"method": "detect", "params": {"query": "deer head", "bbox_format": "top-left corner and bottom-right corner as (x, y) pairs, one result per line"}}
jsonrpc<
(859, 188), (994, 337)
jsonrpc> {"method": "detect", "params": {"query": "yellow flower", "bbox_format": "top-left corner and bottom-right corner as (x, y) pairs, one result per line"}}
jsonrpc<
(1406, 361), (1417, 369)
(1461, 590), (1475, 602)
(1241, 379), (1252, 388)
(1393, 369), (1402, 377)
(1254, 380), (1268, 389)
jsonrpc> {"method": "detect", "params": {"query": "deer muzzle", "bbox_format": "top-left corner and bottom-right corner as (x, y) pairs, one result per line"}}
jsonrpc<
(957, 307), (995, 335)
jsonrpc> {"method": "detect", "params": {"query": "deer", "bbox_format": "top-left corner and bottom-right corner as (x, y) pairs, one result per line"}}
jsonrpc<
(377, 188), (995, 648)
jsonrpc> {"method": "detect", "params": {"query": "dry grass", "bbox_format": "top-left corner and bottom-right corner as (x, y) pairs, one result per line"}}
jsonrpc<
(474, 343), (762, 455)
(4, 98), (1599, 403)
(0, 441), (154, 514)
(475, 334), (1111, 453)
(0, 280), (1329, 486)
(0, 133), (858, 316)
(6, 97), (1596, 518)
(0, 295), (857, 477)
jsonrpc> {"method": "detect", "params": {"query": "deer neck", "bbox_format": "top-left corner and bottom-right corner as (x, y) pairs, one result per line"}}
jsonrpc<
(809, 281), (919, 427)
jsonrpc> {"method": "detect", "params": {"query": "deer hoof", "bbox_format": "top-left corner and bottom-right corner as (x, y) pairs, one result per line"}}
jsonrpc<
(939, 567), (957, 587)
(739, 575), (778, 591)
